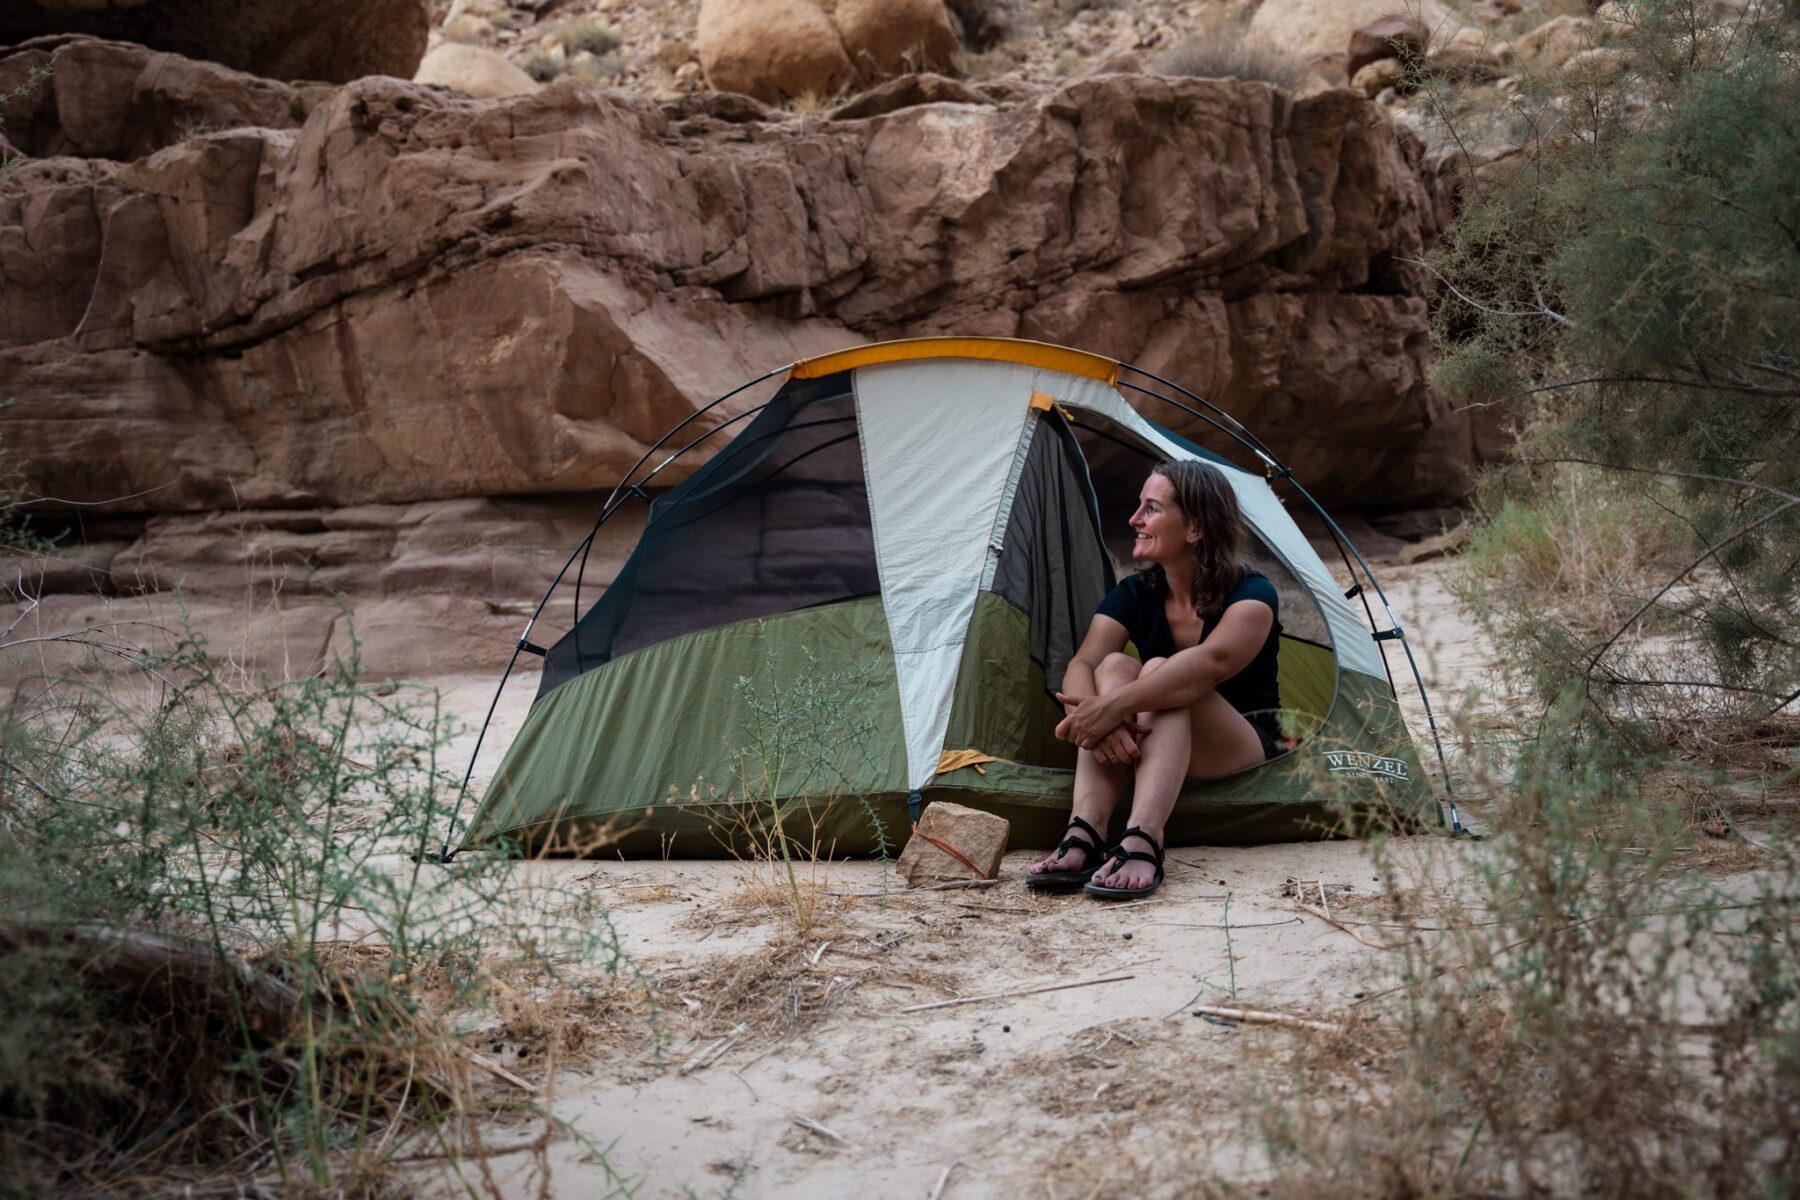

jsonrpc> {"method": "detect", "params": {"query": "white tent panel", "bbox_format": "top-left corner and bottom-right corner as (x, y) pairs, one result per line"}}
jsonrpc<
(855, 360), (1039, 792)
(1045, 376), (1390, 682)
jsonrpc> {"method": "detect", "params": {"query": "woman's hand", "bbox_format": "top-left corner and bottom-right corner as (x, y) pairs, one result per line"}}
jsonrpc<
(1054, 692), (1150, 760)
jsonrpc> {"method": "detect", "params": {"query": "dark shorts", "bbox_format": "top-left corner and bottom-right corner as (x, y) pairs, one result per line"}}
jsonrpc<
(1251, 718), (1284, 761)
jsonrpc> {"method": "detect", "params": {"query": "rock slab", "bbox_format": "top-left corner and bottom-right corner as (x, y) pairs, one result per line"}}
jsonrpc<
(898, 802), (1009, 885)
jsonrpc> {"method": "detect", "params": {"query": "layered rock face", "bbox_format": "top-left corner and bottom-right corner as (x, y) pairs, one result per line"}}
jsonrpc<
(0, 35), (1470, 675)
(2, 36), (1463, 521)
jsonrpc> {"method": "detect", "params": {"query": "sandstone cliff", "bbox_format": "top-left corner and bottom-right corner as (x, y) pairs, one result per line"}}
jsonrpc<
(1, 36), (1466, 675)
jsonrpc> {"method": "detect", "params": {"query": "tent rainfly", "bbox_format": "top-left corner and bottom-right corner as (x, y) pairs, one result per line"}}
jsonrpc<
(447, 338), (1461, 858)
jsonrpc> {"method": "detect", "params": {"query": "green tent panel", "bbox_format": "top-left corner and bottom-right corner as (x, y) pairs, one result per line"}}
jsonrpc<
(471, 595), (1431, 857)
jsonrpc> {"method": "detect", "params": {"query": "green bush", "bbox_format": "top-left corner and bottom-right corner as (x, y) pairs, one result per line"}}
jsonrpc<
(1428, 0), (1800, 746)
(0, 617), (630, 1194)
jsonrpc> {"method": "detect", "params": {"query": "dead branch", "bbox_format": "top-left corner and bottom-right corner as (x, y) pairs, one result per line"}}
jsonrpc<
(0, 923), (319, 1042)
(1191, 1005), (1344, 1034)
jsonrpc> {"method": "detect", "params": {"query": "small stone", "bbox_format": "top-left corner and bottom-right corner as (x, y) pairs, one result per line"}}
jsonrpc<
(1122, 932), (1133, 940)
(1351, 57), (1404, 98)
(441, 13), (494, 43)
(897, 802), (1009, 886)
(1002, 1024), (1011, 1032)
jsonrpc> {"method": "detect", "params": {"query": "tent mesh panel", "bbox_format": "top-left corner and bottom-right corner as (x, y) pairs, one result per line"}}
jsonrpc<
(536, 373), (876, 699)
(991, 412), (1117, 694)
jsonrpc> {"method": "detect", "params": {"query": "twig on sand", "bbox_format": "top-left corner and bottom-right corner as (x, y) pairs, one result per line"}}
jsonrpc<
(829, 879), (1002, 897)
(679, 1022), (748, 1074)
(809, 940), (832, 965)
(1192, 1004), (1343, 1034)
(1136, 917), (1301, 933)
(1297, 903), (1408, 950)
(792, 1113), (855, 1148)
(390, 1133), (549, 1164)
(897, 973), (1134, 1013)
(464, 1049), (535, 1092)
(1163, 981), (1211, 1020)
(928, 1160), (960, 1200)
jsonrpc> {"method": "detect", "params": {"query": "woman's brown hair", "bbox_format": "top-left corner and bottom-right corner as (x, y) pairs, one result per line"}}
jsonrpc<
(1140, 459), (1249, 620)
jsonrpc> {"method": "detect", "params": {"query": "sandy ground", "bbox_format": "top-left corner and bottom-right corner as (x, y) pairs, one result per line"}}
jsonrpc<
(394, 560), (1499, 1199)
(1, 553), (1502, 1197)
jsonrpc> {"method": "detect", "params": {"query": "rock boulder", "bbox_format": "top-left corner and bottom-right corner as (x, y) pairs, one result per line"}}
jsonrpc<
(1248, 0), (1449, 69)
(697, 0), (959, 105)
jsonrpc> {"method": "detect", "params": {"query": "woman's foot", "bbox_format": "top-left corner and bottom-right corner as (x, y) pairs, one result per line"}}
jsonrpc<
(1026, 816), (1106, 888)
(1086, 828), (1165, 896)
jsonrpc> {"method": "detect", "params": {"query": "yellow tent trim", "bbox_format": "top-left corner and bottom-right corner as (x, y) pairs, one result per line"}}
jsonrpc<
(791, 337), (1121, 385)
(936, 748), (1008, 776)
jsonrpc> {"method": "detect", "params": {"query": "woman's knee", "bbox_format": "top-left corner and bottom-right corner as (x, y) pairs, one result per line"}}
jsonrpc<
(1095, 652), (1141, 690)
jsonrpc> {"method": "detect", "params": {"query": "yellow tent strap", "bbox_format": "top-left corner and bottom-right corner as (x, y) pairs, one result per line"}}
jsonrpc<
(936, 748), (1007, 776)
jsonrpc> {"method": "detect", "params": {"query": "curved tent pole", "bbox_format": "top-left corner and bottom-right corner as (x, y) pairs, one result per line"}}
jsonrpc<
(1116, 367), (1467, 836)
(1117, 364), (1284, 468)
(428, 364), (793, 862)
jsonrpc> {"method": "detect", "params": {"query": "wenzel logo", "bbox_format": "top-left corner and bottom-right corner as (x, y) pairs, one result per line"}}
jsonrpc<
(1321, 749), (1411, 780)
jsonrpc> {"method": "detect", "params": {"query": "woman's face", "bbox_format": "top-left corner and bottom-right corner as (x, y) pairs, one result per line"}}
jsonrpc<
(1129, 472), (1196, 565)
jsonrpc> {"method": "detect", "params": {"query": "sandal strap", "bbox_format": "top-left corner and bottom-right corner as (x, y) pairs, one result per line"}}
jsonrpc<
(1055, 816), (1105, 865)
(1103, 827), (1166, 879)
(1116, 826), (1165, 866)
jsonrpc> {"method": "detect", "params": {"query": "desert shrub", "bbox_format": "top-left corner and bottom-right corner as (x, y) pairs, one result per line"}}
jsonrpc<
(0, 63), (48, 188)
(1245, 709), (1800, 1197)
(516, 46), (565, 83)
(559, 19), (621, 57)
(1157, 15), (1308, 90)
(0, 616), (630, 1195)
(1429, 0), (1800, 747)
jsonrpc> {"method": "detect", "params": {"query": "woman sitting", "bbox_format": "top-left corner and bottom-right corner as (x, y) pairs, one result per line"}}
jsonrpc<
(1028, 459), (1284, 899)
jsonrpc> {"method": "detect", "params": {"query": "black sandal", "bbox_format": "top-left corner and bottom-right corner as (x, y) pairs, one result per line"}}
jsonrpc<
(1025, 816), (1107, 890)
(1083, 826), (1165, 900)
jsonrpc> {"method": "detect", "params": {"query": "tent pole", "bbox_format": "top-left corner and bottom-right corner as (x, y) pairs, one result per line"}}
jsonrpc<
(1281, 476), (1468, 836)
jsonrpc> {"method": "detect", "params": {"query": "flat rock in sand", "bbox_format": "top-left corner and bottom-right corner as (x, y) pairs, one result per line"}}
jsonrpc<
(899, 801), (1009, 885)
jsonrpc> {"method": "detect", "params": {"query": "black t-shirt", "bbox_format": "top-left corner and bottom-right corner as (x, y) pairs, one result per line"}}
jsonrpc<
(1094, 568), (1283, 737)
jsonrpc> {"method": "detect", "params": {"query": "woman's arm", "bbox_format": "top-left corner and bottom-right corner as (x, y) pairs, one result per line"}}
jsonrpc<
(1055, 614), (1147, 764)
(1059, 613), (1131, 710)
(1056, 599), (1273, 748)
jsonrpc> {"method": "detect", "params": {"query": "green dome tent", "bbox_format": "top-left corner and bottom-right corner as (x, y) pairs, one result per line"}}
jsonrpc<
(447, 338), (1459, 858)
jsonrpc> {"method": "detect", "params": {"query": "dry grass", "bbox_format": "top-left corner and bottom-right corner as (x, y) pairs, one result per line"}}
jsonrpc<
(1156, 12), (1310, 90)
(653, 927), (952, 1054)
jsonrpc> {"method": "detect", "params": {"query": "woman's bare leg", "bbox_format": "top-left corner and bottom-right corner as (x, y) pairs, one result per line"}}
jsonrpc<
(1091, 663), (1265, 891)
(1029, 652), (1140, 875)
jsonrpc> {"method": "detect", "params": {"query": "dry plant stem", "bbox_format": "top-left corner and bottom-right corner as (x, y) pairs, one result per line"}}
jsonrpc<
(680, 1022), (748, 1074)
(464, 1048), (535, 1093)
(928, 1160), (960, 1200)
(1190, 1005), (1343, 1034)
(792, 1113), (854, 1147)
(1296, 903), (1408, 950)
(897, 973), (1134, 1013)
(828, 879), (1000, 897)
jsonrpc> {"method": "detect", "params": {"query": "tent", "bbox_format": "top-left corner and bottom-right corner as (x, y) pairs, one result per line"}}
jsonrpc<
(448, 338), (1459, 858)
